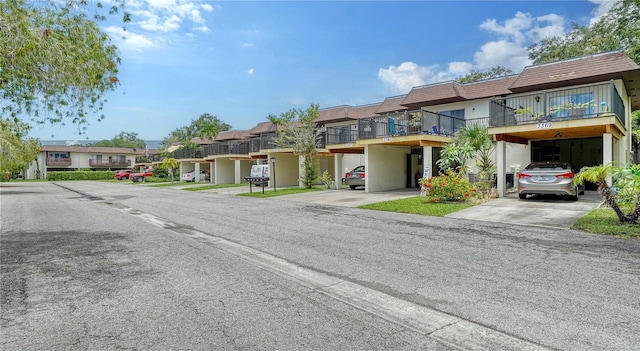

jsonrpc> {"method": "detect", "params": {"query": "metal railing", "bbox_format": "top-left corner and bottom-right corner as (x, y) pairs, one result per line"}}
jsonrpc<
(489, 82), (625, 127)
(89, 159), (131, 167)
(46, 158), (72, 166)
(172, 147), (203, 159)
(135, 154), (162, 163)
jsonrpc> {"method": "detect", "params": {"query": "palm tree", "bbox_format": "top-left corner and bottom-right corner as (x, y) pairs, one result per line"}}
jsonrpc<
(574, 163), (640, 224)
(198, 121), (219, 144)
(161, 157), (179, 183)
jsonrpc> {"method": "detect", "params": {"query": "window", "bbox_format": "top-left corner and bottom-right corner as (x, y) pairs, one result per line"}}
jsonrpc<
(549, 92), (594, 119)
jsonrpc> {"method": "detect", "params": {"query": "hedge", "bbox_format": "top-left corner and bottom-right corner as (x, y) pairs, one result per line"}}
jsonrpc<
(47, 171), (115, 181)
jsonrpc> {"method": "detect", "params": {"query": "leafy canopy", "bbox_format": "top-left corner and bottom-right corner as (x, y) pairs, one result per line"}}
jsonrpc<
(0, 0), (129, 135)
(91, 131), (146, 149)
(162, 113), (231, 149)
(0, 118), (40, 177)
(528, 0), (640, 65)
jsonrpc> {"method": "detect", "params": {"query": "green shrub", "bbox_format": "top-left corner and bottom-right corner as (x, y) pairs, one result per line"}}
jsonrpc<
(419, 170), (479, 203)
(47, 171), (115, 181)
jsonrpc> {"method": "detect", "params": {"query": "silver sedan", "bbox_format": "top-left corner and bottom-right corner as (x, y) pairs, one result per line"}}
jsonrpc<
(517, 161), (584, 201)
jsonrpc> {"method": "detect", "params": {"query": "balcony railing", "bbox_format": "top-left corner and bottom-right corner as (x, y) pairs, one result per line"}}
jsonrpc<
(172, 147), (203, 159)
(203, 141), (250, 156)
(46, 157), (72, 166)
(489, 82), (625, 127)
(89, 159), (131, 167)
(136, 154), (162, 163)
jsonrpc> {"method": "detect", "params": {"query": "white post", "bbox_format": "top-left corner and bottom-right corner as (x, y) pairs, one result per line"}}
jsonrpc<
(496, 140), (507, 197)
(603, 133), (613, 185)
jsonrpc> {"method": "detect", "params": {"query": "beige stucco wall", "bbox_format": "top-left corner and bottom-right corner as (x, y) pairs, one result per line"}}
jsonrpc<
(365, 144), (409, 192)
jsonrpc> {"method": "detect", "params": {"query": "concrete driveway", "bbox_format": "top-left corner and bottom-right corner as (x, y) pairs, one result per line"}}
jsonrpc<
(205, 185), (603, 229)
(276, 187), (604, 229)
(445, 190), (604, 229)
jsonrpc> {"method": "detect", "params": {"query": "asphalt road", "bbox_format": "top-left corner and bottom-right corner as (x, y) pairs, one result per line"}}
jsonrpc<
(2, 181), (639, 350)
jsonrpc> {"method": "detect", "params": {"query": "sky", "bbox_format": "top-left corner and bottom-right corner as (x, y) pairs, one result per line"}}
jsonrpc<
(30, 0), (616, 142)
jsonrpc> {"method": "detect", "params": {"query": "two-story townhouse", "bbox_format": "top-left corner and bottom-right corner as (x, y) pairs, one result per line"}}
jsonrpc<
(30, 145), (142, 179)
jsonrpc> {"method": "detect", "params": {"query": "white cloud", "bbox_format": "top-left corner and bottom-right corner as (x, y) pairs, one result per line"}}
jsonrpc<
(104, 26), (155, 52)
(241, 43), (254, 48)
(589, 0), (616, 24)
(473, 39), (532, 71)
(247, 68), (255, 75)
(129, 0), (214, 33)
(378, 10), (574, 91)
(378, 62), (450, 93)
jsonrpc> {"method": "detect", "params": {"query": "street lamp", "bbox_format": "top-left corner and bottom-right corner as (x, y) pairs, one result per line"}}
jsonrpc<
(270, 157), (276, 191)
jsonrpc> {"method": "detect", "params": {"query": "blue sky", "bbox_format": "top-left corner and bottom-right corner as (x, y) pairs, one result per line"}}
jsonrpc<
(31, 0), (614, 142)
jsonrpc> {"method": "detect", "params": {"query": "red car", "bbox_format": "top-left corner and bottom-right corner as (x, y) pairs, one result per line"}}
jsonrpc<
(114, 169), (133, 180)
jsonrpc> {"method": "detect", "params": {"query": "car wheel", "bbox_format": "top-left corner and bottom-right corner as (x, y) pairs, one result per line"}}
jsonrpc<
(137, 177), (144, 182)
(570, 194), (579, 201)
(518, 193), (527, 199)
(349, 185), (357, 190)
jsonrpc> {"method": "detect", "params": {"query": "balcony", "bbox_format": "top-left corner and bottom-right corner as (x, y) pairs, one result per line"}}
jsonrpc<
(325, 110), (464, 145)
(136, 154), (162, 163)
(46, 157), (71, 166)
(489, 82), (625, 128)
(89, 159), (131, 167)
(203, 141), (250, 157)
(172, 147), (203, 160)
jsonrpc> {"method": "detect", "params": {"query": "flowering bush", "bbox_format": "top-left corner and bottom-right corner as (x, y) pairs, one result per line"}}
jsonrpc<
(419, 170), (479, 203)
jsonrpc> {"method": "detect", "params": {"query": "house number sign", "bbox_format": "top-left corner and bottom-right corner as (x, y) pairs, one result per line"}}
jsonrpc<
(382, 137), (392, 142)
(537, 122), (553, 129)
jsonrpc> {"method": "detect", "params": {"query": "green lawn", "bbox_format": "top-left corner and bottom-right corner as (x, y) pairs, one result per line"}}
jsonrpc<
(182, 183), (249, 191)
(359, 197), (475, 216)
(571, 209), (640, 238)
(238, 186), (325, 198)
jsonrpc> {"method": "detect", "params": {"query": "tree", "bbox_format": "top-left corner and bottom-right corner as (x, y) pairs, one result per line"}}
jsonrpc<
(161, 113), (231, 148)
(574, 163), (640, 224)
(0, 118), (40, 180)
(436, 124), (495, 178)
(456, 66), (514, 83)
(0, 0), (129, 133)
(92, 132), (146, 149)
(268, 103), (322, 188)
(161, 157), (179, 183)
(528, 0), (640, 64)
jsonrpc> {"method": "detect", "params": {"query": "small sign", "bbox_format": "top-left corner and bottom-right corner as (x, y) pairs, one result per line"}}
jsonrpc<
(382, 137), (392, 142)
(537, 122), (553, 129)
(420, 166), (431, 196)
(345, 143), (353, 147)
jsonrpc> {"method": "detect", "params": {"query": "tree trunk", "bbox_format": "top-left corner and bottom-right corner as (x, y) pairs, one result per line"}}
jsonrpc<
(598, 183), (629, 223)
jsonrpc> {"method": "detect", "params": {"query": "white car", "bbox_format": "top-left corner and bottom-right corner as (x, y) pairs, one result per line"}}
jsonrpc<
(181, 170), (207, 182)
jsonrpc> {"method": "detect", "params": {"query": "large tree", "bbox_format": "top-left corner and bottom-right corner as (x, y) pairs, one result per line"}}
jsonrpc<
(528, 0), (640, 65)
(268, 103), (322, 188)
(91, 131), (146, 149)
(456, 66), (514, 84)
(0, 0), (128, 134)
(0, 118), (40, 180)
(162, 113), (231, 148)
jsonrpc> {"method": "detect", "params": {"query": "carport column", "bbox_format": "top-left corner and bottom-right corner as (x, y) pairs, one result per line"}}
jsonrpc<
(234, 160), (241, 184)
(179, 163), (184, 181)
(422, 146), (433, 176)
(496, 140), (507, 197)
(334, 153), (343, 188)
(194, 163), (200, 182)
(603, 133), (614, 185)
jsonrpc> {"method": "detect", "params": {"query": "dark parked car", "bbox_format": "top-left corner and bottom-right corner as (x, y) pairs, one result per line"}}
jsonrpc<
(517, 161), (584, 201)
(345, 165), (365, 190)
(114, 169), (133, 180)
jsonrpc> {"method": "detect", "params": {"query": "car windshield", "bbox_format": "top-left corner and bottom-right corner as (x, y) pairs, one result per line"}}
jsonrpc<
(526, 163), (569, 171)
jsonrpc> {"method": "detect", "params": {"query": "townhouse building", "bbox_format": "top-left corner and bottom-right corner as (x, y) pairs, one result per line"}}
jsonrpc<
(166, 51), (640, 196)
